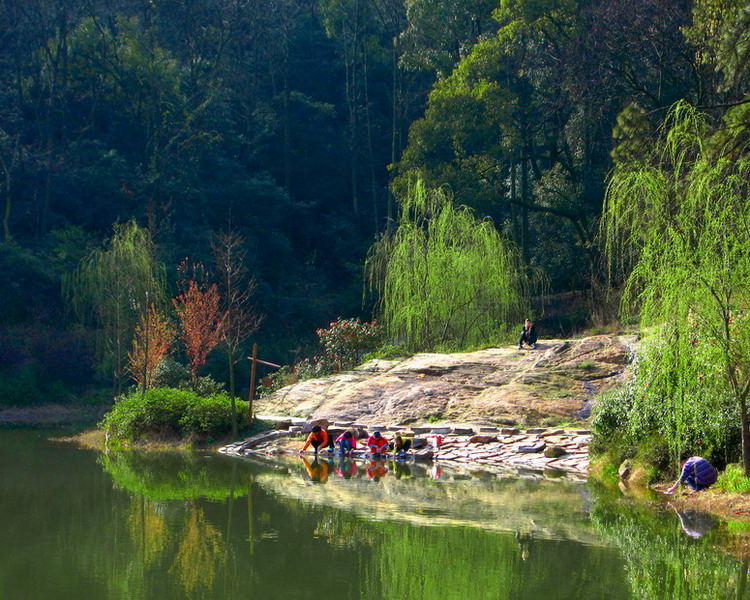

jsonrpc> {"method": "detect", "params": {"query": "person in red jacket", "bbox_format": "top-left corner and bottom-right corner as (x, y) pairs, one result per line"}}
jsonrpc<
(366, 431), (388, 456)
(300, 425), (331, 455)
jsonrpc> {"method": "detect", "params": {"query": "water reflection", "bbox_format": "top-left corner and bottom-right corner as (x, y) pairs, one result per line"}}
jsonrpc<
(2, 431), (750, 599)
(301, 456), (330, 483)
(365, 458), (388, 481)
(335, 456), (358, 479)
(668, 503), (719, 539)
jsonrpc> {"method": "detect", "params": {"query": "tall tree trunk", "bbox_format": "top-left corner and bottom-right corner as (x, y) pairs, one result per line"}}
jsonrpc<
(229, 352), (237, 437)
(521, 154), (530, 265)
(363, 47), (379, 232)
(740, 394), (750, 476)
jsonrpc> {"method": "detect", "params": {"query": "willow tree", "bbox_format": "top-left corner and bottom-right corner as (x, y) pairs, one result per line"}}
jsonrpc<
(366, 181), (530, 351)
(65, 220), (166, 397)
(603, 102), (750, 474)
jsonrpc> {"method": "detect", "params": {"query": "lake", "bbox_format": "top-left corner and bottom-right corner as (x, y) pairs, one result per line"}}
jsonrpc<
(1, 428), (748, 599)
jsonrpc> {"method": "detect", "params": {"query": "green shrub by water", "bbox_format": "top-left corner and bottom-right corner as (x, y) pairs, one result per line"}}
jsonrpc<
(714, 463), (750, 493)
(592, 335), (741, 469)
(100, 387), (246, 441)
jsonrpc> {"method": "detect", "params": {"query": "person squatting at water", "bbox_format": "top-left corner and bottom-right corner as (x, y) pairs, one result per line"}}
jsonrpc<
(666, 455), (718, 493)
(367, 431), (389, 456)
(299, 425), (333, 455)
(518, 318), (538, 350)
(390, 435), (412, 458)
(335, 431), (357, 456)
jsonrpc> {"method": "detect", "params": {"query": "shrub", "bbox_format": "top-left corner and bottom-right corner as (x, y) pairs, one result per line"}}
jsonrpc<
(591, 337), (741, 468)
(151, 357), (224, 397)
(180, 393), (241, 438)
(100, 387), (243, 441)
(316, 317), (382, 372)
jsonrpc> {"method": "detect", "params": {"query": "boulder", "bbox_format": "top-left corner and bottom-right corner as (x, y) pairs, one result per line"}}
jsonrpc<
(517, 441), (546, 453)
(544, 446), (567, 458)
(414, 449), (434, 460)
(469, 435), (498, 444)
(453, 427), (475, 435)
(273, 420), (292, 430)
(540, 429), (565, 438)
(500, 428), (520, 435)
(302, 418), (329, 433)
(618, 459), (632, 480)
(411, 438), (428, 449)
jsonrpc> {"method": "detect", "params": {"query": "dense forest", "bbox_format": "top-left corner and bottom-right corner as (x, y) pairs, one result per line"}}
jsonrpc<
(0, 0), (748, 408)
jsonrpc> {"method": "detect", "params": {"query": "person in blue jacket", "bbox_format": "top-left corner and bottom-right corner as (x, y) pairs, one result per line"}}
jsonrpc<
(666, 455), (718, 493)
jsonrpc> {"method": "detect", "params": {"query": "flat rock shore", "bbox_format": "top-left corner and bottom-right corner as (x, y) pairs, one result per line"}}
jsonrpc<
(220, 423), (592, 475)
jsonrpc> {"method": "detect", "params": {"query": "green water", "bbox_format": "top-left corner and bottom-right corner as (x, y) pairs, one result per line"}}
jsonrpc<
(1, 429), (748, 600)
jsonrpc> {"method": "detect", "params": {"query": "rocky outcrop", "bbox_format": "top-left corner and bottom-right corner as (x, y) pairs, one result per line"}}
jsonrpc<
(255, 335), (635, 427)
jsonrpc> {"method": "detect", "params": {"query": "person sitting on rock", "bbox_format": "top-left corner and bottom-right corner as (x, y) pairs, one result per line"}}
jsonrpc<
(300, 425), (332, 455)
(335, 430), (357, 456)
(518, 318), (538, 350)
(366, 431), (389, 456)
(666, 455), (718, 493)
(390, 435), (412, 458)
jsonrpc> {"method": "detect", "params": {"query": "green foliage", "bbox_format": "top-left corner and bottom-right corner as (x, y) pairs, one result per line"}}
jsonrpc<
(100, 387), (244, 441)
(714, 463), (750, 493)
(151, 358), (224, 397)
(592, 337), (739, 466)
(367, 181), (531, 351)
(64, 221), (166, 395)
(602, 101), (750, 472)
(0, 363), (45, 407)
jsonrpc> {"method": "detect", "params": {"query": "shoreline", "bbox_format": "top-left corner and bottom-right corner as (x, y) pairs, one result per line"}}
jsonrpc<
(219, 422), (592, 477)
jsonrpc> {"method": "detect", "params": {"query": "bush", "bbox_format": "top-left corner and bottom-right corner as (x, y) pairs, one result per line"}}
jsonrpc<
(591, 337), (741, 469)
(100, 387), (244, 441)
(180, 393), (239, 438)
(316, 317), (382, 372)
(151, 357), (224, 397)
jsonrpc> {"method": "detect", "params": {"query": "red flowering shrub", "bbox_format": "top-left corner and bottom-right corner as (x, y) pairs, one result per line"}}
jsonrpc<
(316, 317), (382, 372)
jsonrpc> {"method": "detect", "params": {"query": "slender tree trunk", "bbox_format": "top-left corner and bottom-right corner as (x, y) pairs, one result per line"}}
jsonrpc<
(521, 154), (529, 265)
(229, 352), (237, 437)
(740, 394), (750, 476)
(363, 46), (378, 231)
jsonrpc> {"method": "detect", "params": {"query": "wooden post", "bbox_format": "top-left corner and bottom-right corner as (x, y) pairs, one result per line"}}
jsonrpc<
(248, 343), (258, 427)
(247, 345), (281, 428)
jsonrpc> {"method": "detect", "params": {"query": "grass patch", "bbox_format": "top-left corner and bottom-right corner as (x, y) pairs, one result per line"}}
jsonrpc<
(362, 344), (412, 361)
(715, 463), (750, 493)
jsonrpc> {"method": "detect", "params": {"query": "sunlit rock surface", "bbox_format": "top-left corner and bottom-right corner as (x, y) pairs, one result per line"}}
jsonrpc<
(256, 335), (635, 427)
